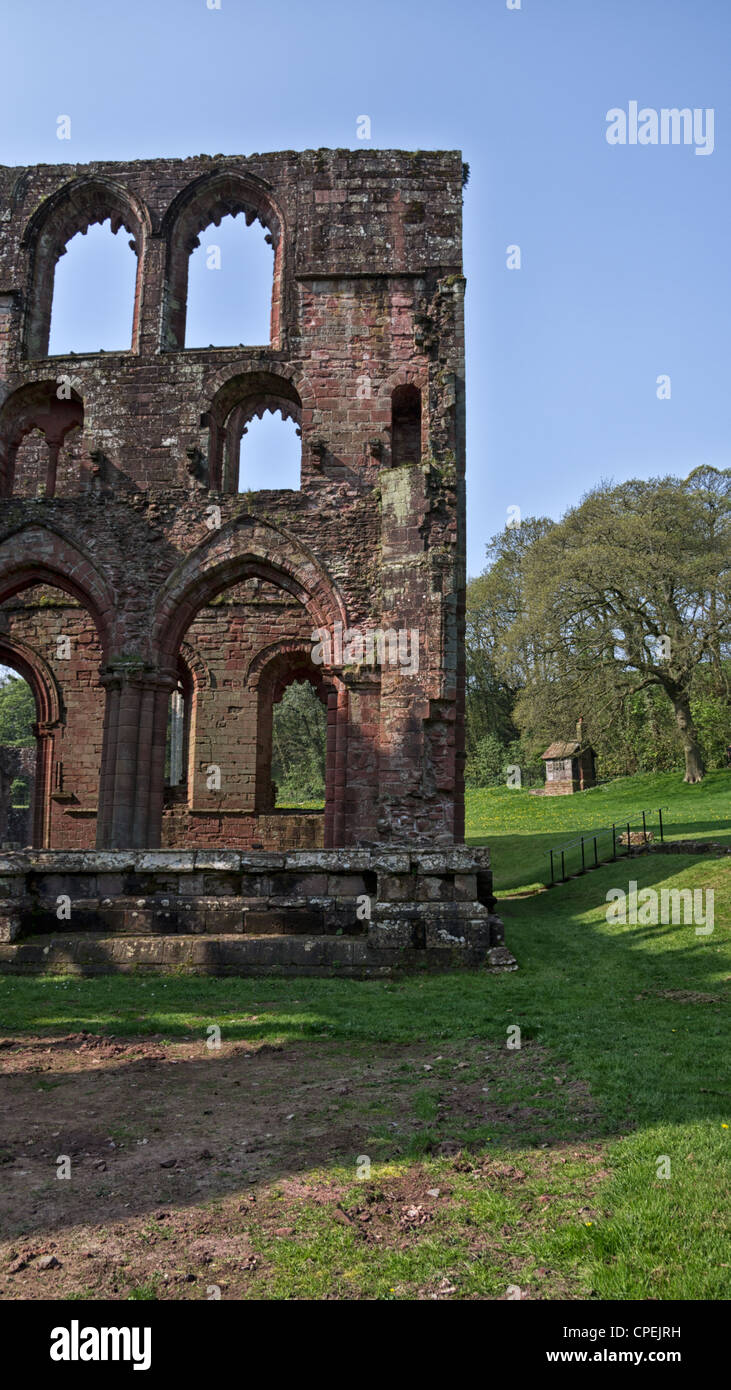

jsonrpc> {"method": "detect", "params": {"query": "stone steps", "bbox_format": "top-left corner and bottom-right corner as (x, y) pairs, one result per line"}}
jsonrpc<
(0, 931), (516, 977)
(0, 847), (512, 975)
(18, 906), (349, 936)
(0, 931), (402, 977)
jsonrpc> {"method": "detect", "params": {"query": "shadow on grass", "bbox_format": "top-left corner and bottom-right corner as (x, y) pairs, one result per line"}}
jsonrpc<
(0, 1025), (607, 1243)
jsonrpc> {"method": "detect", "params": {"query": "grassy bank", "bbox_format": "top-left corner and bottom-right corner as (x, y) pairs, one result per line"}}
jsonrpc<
(465, 768), (730, 892)
(1, 837), (728, 1299)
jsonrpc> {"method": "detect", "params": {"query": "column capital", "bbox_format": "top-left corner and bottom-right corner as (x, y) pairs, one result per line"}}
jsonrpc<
(100, 661), (177, 694)
(339, 668), (381, 694)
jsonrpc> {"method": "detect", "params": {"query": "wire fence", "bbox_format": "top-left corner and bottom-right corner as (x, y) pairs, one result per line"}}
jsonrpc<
(548, 807), (668, 885)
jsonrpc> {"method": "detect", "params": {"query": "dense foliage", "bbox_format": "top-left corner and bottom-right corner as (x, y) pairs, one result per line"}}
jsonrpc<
(272, 680), (327, 804)
(0, 673), (35, 746)
(466, 468), (730, 785)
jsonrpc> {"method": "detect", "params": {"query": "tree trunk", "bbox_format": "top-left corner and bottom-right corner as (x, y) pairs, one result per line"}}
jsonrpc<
(669, 689), (705, 782)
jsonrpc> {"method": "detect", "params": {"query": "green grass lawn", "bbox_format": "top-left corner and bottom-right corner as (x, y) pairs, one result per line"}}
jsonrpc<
(1, 770), (728, 1300)
(465, 768), (731, 893)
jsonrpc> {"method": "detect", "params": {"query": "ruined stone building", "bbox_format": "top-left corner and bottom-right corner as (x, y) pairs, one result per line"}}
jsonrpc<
(0, 150), (510, 973)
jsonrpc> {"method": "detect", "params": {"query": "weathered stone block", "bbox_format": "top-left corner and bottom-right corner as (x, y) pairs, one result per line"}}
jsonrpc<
(326, 874), (367, 898)
(0, 908), (22, 942)
(367, 919), (417, 950)
(0, 875), (26, 898)
(268, 872), (328, 898)
(194, 851), (242, 872)
(453, 873), (477, 901)
(378, 874), (412, 902)
(138, 852), (195, 873)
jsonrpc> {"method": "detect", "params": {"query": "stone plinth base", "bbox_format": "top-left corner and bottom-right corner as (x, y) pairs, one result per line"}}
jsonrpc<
(0, 847), (515, 975)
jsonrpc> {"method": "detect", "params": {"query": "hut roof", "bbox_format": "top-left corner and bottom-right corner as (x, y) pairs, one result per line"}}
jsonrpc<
(542, 740), (580, 760)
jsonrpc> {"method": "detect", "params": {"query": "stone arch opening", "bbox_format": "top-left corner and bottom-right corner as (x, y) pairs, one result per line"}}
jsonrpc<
(250, 645), (335, 818)
(151, 526), (347, 848)
(204, 371), (302, 491)
(184, 212), (274, 349)
(0, 579), (104, 849)
(22, 177), (149, 358)
(152, 518), (345, 667)
(163, 643), (210, 804)
(0, 528), (115, 847)
(0, 381), (84, 497)
(164, 666), (188, 793)
(48, 219), (139, 355)
(237, 410), (301, 494)
(0, 527), (114, 660)
(0, 636), (62, 849)
(160, 578), (331, 845)
(161, 172), (284, 351)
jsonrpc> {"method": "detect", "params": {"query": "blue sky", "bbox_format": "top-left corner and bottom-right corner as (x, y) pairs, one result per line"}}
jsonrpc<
(1, 0), (728, 576)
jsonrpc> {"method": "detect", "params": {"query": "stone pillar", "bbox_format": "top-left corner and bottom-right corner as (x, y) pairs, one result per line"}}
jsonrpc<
(136, 234), (166, 356)
(32, 722), (56, 848)
(146, 675), (172, 848)
(323, 689), (338, 847)
(45, 438), (61, 498)
(97, 663), (176, 849)
(341, 674), (380, 846)
(333, 683), (348, 847)
(376, 464), (432, 840)
(168, 689), (184, 786)
(0, 746), (14, 844)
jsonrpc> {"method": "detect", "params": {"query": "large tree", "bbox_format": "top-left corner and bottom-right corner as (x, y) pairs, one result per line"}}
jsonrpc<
(271, 680), (327, 801)
(465, 516), (553, 753)
(0, 673), (35, 746)
(512, 471), (730, 782)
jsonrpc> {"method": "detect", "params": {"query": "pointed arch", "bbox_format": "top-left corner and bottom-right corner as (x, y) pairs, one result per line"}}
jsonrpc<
(160, 170), (285, 350)
(378, 368), (427, 468)
(151, 515), (346, 667)
(21, 176), (150, 358)
(250, 643), (335, 815)
(205, 369), (302, 490)
(0, 633), (64, 847)
(0, 525), (115, 659)
(0, 633), (63, 727)
(0, 379), (84, 495)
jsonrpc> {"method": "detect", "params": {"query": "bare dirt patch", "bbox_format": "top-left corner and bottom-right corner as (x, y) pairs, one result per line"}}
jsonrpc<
(634, 989), (725, 1005)
(0, 1032), (602, 1300)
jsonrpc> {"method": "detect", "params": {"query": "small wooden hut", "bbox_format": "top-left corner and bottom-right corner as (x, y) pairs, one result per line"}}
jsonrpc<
(540, 721), (596, 795)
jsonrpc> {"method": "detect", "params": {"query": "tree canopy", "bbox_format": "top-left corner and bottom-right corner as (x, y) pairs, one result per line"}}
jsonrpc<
(466, 469), (730, 783)
(0, 674), (36, 746)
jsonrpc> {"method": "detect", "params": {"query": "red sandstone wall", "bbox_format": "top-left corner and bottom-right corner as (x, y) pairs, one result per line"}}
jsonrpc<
(0, 150), (467, 850)
(0, 591), (103, 847)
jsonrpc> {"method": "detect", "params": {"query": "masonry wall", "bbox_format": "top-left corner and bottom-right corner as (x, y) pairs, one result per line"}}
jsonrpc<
(0, 149), (468, 851)
(0, 591), (102, 846)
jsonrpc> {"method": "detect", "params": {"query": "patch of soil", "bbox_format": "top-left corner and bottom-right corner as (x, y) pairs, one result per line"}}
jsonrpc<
(0, 1032), (602, 1300)
(635, 989), (724, 1005)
